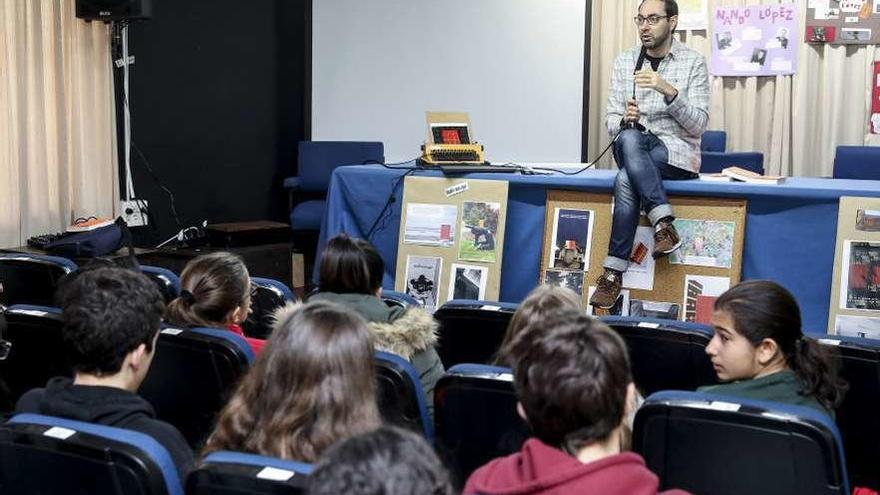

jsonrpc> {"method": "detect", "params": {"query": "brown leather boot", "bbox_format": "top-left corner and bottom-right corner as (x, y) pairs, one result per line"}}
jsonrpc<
(589, 269), (623, 309)
(652, 221), (682, 259)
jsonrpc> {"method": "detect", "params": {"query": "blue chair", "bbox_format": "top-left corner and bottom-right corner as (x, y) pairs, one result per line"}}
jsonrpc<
(701, 130), (727, 152)
(433, 364), (525, 486)
(139, 327), (254, 448)
(141, 265), (181, 303)
(0, 305), (65, 411)
(833, 145), (880, 180)
(375, 351), (432, 440)
(0, 253), (77, 307)
(633, 391), (850, 495)
(817, 335), (880, 489)
(1, 413), (183, 495)
(433, 300), (519, 367)
(600, 316), (718, 395)
(285, 141), (384, 232)
(243, 277), (295, 339)
(700, 151), (765, 175)
(381, 290), (421, 309)
(186, 451), (311, 495)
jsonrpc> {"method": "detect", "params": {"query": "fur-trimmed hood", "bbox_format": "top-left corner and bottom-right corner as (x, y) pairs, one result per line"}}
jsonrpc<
(271, 296), (439, 360)
(368, 306), (438, 360)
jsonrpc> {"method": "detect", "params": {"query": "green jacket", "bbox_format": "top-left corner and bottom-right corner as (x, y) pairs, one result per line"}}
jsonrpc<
(309, 292), (445, 418)
(698, 370), (832, 418)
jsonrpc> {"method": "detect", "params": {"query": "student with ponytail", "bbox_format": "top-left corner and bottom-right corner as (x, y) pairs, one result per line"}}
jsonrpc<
(699, 280), (847, 417)
(165, 252), (265, 355)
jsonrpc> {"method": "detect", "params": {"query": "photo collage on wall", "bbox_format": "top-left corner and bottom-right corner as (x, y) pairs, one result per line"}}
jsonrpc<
(397, 177), (508, 311)
(543, 208), (594, 297)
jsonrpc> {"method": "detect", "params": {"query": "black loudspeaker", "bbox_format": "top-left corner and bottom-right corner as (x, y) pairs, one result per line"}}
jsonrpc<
(75, 0), (151, 21)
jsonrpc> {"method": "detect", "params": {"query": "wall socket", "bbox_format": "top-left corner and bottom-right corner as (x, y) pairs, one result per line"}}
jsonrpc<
(120, 200), (148, 227)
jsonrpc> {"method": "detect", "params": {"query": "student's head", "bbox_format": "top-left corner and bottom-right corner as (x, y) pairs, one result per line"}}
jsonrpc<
(319, 233), (382, 295)
(496, 285), (583, 366)
(165, 252), (251, 328)
(204, 300), (381, 462)
(59, 267), (164, 388)
(309, 426), (454, 495)
(707, 280), (846, 411)
(637, 0), (679, 48)
(509, 309), (634, 454)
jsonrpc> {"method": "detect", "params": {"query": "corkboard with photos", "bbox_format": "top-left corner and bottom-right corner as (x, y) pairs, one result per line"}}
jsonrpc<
(828, 196), (880, 338)
(540, 190), (747, 323)
(394, 176), (509, 311)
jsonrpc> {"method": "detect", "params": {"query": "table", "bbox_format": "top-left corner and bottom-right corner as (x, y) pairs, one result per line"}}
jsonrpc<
(317, 164), (880, 334)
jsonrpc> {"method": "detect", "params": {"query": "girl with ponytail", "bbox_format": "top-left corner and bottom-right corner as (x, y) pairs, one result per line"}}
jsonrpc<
(164, 252), (265, 355)
(699, 280), (847, 417)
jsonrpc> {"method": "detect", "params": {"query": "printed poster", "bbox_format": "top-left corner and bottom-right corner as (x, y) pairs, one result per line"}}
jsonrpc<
(404, 256), (442, 313)
(834, 314), (880, 339)
(448, 263), (488, 302)
(683, 275), (731, 323)
(459, 201), (501, 263)
(669, 219), (736, 269)
(548, 208), (593, 271)
(840, 240), (880, 311)
(630, 299), (682, 320)
(544, 269), (585, 297)
(622, 226), (656, 290)
(711, 4), (798, 76)
(403, 203), (457, 247)
(678, 0), (709, 31)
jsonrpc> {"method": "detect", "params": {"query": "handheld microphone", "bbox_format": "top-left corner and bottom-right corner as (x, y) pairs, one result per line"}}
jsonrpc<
(624, 45), (647, 132)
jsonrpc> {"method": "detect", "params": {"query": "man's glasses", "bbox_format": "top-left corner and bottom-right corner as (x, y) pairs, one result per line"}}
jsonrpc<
(634, 14), (670, 26)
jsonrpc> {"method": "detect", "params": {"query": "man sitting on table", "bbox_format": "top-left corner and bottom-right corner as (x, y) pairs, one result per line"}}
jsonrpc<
(590, 0), (709, 309)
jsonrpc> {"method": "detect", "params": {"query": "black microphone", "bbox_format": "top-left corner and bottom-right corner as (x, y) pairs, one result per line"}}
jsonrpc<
(625, 46), (648, 132)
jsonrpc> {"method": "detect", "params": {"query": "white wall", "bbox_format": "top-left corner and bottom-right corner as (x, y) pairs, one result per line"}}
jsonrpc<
(312, 0), (587, 163)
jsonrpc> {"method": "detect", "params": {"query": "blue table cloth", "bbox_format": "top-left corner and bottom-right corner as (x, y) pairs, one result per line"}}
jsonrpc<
(317, 164), (880, 334)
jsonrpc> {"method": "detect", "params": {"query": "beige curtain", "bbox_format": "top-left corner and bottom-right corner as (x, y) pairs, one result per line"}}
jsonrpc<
(589, 0), (876, 176)
(0, 0), (118, 249)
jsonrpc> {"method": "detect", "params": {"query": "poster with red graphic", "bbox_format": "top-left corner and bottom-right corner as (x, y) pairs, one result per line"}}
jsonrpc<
(872, 61), (880, 133)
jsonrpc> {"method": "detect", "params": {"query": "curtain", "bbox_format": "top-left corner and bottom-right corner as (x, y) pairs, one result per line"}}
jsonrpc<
(0, 0), (118, 248)
(588, 0), (876, 176)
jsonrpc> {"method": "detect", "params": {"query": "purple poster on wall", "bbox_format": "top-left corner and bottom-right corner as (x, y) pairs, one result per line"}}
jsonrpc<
(711, 4), (798, 77)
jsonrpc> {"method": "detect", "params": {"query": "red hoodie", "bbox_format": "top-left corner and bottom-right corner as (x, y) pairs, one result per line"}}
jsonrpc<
(464, 438), (691, 495)
(226, 323), (265, 356)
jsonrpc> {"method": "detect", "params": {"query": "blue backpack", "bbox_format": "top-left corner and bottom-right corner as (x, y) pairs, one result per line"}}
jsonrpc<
(45, 217), (131, 258)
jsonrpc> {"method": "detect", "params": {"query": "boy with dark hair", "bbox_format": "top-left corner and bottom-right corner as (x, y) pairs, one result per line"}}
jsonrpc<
(309, 425), (454, 495)
(464, 310), (690, 495)
(15, 267), (193, 479)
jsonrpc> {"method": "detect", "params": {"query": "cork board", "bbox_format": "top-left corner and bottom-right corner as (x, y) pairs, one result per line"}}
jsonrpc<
(395, 176), (509, 309)
(827, 197), (880, 337)
(540, 190), (747, 322)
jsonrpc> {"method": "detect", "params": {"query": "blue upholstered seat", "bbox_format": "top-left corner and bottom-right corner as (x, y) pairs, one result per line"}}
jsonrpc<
(700, 151), (765, 174)
(833, 145), (880, 180)
(187, 450), (312, 495)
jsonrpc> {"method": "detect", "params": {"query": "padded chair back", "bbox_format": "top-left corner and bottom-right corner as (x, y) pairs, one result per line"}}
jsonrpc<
(633, 391), (850, 495)
(833, 145), (880, 180)
(701, 130), (727, 152)
(382, 290), (420, 309)
(1, 413), (182, 495)
(141, 265), (181, 303)
(296, 141), (385, 192)
(700, 151), (765, 175)
(433, 300), (518, 367)
(139, 327), (254, 448)
(0, 305), (66, 411)
(374, 351), (432, 440)
(186, 451), (311, 495)
(433, 364), (527, 486)
(0, 253), (77, 307)
(242, 277), (295, 339)
(600, 316), (717, 395)
(818, 335), (880, 490)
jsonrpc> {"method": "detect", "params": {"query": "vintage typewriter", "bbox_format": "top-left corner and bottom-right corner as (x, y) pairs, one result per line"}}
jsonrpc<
(416, 111), (516, 173)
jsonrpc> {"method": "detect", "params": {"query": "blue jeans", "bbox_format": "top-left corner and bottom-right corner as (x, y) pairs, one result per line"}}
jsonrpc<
(604, 129), (696, 272)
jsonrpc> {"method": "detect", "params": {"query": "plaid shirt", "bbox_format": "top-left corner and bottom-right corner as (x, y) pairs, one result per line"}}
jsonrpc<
(605, 39), (710, 173)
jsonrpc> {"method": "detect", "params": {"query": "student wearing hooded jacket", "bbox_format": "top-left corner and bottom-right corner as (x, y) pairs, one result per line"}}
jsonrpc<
(464, 310), (689, 495)
(15, 267), (193, 481)
(309, 234), (444, 418)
